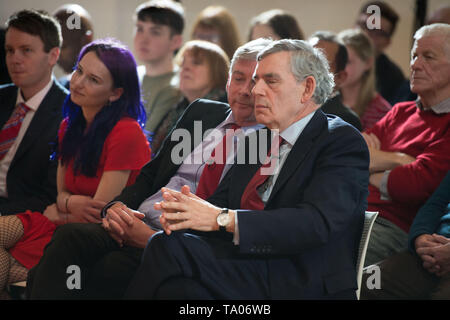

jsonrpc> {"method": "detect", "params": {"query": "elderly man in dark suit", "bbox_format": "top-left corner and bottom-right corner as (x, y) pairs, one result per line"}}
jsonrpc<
(125, 39), (369, 300)
(27, 38), (271, 299)
(0, 10), (68, 215)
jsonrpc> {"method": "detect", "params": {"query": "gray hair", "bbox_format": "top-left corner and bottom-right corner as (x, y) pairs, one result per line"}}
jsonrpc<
(414, 23), (450, 59)
(229, 38), (273, 77)
(257, 39), (334, 105)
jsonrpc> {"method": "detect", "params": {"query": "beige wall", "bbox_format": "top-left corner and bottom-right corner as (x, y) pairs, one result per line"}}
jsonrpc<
(1, 0), (448, 79)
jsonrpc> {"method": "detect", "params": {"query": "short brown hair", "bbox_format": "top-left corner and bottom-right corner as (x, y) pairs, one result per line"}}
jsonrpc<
(6, 9), (62, 52)
(175, 40), (230, 91)
(135, 0), (184, 35)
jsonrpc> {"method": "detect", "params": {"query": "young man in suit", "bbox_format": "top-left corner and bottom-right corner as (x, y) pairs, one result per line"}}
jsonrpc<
(0, 10), (68, 215)
(125, 39), (370, 300)
(26, 39), (271, 299)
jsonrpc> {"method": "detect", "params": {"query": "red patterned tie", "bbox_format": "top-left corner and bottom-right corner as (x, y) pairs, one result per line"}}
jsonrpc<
(196, 124), (240, 199)
(0, 103), (31, 161)
(240, 135), (284, 210)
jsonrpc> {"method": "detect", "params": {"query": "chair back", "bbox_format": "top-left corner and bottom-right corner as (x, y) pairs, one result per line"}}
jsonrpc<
(356, 211), (378, 299)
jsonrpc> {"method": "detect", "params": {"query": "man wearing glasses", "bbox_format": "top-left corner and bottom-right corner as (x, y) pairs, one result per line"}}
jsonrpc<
(355, 1), (405, 105)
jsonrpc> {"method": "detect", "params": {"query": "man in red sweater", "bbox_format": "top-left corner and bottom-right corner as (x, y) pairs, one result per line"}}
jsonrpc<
(361, 23), (450, 266)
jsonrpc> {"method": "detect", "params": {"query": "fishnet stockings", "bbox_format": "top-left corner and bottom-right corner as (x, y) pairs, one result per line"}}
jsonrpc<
(0, 215), (27, 300)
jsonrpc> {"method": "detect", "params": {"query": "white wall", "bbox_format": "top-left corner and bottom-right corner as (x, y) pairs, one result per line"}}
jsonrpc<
(1, 0), (448, 78)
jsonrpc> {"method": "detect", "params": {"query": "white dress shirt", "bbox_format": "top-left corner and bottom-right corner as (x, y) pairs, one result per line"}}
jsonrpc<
(0, 77), (54, 197)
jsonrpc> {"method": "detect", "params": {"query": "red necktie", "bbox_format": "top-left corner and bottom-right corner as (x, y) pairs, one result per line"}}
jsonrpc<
(0, 103), (31, 161)
(240, 135), (284, 210)
(196, 124), (240, 199)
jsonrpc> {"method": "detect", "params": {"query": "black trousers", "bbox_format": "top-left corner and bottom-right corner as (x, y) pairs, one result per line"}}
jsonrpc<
(125, 231), (272, 300)
(26, 223), (143, 299)
(124, 231), (356, 300)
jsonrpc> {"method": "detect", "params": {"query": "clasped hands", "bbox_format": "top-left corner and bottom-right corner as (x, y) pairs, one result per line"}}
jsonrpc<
(156, 185), (222, 235)
(415, 233), (450, 277)
(101, 185), (223, 248)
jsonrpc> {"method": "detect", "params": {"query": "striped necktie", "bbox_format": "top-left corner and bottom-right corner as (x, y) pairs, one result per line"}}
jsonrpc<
(0, 102), (31, 161)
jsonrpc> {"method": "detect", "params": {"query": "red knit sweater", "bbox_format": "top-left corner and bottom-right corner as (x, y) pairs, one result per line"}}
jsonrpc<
(365, 101), (450, 232)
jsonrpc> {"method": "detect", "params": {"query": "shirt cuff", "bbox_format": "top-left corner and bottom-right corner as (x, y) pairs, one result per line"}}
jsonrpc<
(380, 170), (391, 200)
(233, 211), (240, 245)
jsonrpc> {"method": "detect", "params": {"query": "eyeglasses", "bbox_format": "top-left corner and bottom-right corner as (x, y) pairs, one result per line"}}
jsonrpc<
(357, 21), (391, 39)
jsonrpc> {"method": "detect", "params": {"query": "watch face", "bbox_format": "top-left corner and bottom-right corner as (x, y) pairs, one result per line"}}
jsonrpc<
(217, 213), (230, 227)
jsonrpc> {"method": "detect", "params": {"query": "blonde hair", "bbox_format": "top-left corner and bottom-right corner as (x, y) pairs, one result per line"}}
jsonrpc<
(338, 28), (375, 117)
(175, 40), (230, 91)
(191, 5), (241, 60)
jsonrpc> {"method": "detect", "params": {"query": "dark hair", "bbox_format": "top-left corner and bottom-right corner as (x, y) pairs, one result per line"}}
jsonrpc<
(54, 4), (94, 39)
(310, 31), (348, 73)
(60, 38), (147, 177)
(360, 1), (399, 35)
(248, 9), (304, 41)
(5, 9), (62, 52)
(135, 0), (185, 35)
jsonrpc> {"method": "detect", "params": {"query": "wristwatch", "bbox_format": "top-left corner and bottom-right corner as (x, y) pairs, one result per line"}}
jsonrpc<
(216, 208), (230, 232)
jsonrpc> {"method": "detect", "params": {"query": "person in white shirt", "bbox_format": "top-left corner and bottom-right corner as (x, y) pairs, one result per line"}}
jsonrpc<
(0, 9), (68, 215)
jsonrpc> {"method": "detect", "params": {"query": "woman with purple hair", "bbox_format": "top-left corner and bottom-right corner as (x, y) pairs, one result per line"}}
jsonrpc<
(0, 38), (150, 299)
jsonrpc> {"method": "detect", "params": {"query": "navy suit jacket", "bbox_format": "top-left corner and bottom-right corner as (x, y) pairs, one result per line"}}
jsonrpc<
(0, 81), (68, 214)
(208, 109), (370, 299)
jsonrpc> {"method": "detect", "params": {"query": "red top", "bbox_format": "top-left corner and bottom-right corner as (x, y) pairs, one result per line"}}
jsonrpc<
(9, 117), (150, 269)
(59, 117), (151, 195)
(359, 93), (392, 130)
(365, 101), (450, 232)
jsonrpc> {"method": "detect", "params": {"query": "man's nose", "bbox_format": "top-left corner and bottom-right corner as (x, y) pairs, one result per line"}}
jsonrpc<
(239, 80), (253, 96)
(7, 51), (22, 64)
(411, 56), (422, 70)
(251, 79), (265, 96)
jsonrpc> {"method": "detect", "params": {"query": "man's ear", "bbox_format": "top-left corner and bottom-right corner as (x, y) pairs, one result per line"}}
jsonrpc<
(300, 76), (316, 103)
(48, 47), (60, 67)
(334, 70), (348, 89)
(170, 34), (183, 52)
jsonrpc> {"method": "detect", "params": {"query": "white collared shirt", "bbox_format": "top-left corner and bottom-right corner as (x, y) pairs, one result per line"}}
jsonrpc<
(234, 110), (317, 245)
(137, 112), (263, 228)
(0, 77), (54, 197)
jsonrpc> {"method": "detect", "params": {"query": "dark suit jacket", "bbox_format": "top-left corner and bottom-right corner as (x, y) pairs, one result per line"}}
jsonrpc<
(376, 53), (405, 105)
(113, 98), (231, 210)
(208, 110), (370, 299)
(0, 81), (68, 214)
(321, 93), (362, 131)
